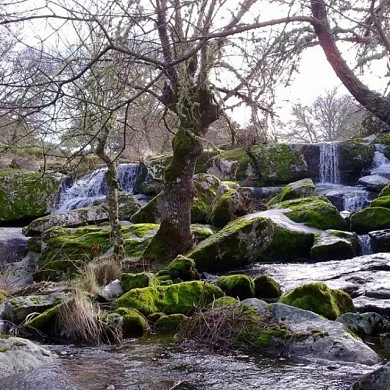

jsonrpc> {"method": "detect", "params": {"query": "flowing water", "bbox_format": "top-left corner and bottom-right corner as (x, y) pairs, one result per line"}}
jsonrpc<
(0, 336), (375, 390)
(319, 143), (340, 184)
(56, 163), (140, 211)
(358, 235), (373, 255)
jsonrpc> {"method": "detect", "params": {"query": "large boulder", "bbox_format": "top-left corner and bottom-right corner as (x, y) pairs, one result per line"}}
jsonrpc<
(0, 337), (54, 378)
(279, 282), (354, 320)
(358, 174), (390, 192)
(216, 274), (255, 300)
(350, 207), (390, 233)
(352, 362), (390, 389)
(242, 299), (380, 365)
(0, 170), (61, 222)
(310, 230), (359, 261)
(267, 178), (317, 206)
(269, 196), (346, 230)
(186, 214), (274, 272)
(207, 144), (308, 186)
(369, 229), (390, 252)
(115, 281), (223, 315)
(336, 312), (384, 337)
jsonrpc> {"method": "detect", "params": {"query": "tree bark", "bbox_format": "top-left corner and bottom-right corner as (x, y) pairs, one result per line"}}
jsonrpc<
(310, 0), (390, 126)
(142, 86), (219, 263)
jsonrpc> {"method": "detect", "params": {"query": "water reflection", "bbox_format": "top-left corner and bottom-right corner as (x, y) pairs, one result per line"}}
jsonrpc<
(0, 335), (375, 390)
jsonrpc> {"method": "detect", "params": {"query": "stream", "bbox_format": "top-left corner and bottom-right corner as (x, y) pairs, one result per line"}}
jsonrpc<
(0, 335), (377, 389)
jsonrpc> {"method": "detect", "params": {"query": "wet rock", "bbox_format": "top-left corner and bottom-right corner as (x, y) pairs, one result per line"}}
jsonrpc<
(353, 296), (390, 317)
(369, 229), (390, 252)
(358, 174), (390, 192)
(0, 336), (54, 378)
(242, 299), (381, 365)
(352, 362), (390, 389)
(217, 274), (255, 300)
(351, 207), (390, 233)
(0, 228), (28, 264)
(99, 279), (124, 301)
(268, 178), (318, 206)
(336, 312), (384, 337)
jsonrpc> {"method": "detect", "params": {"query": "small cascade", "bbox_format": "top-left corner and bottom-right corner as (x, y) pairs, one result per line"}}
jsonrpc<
(319, 142), (340, 184)
(56, 163), (140, 211)
(358, 234), (373, 255)
(343, 189), (370, 212)
(369, 146), (390, 179)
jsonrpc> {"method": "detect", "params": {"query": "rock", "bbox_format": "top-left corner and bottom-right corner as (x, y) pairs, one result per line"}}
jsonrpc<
(0, 170), (61, 222)
(242, 299), (380, 365)
(209, 185), (242, 227)
(99, 279), (124, 301)
(130, 193), (161, 223)
(379, 183), (390, 197)
(157, 256), (200, 282)
(114, 281), (223, 316)
(336, 312), (384, 337)
(253, 275), (281, 299)
(25, 305), (60, 332)
(268, 178), (318, 206)
(353, 296), (390, 317)
(359, 174), (390, 191)
(121, 272), (155, 293)
(269, 196), (346, 230)
(216, 274), (255, 300)
(310, 230), (359, 261)
(23, 204), (109, 236)
(279, 282), (354, 320)
(0, 228), (28, 264)
(0, 336), (54, 378)
(351, 362), (390, 389)
(3, 294), (62, 324)
(370, 229), (390, 252)
(351, 207), (390, 233)
(114, 308), (148, 337)
(370, 194), (390, 208)
(210, 296), (239, 307)
(154, 313), (188, 333)
(186, 214), (274, 272)
(117, 191), (141, 220)
(10, 158), (40, 171)
(134, 155), (169, 195)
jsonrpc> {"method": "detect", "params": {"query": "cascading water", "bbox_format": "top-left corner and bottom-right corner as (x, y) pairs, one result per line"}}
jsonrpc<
(358, 234), (373, 255)
(369, 145), (390, 179)
(319, 142), (340, 184)
(343, 188), (370, 212)
(56, 163), (140, 211)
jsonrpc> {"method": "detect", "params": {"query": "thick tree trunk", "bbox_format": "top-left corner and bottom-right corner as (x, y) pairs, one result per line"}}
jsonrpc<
(310, 0), (390, 125)
(142, 128), (203, 263)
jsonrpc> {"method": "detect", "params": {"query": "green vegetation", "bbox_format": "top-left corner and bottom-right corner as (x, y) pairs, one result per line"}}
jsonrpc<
(154, 313), (188, 333)
(253, 275), (281, 299)
(350, 207), (390, 233)
(156, 255), (200, 282)
(216, 274), (255, 300)
(121, 272), (155, 292)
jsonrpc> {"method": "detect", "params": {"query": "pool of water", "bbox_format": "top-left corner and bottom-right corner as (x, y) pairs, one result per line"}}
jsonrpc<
(0, 335), (377, 390)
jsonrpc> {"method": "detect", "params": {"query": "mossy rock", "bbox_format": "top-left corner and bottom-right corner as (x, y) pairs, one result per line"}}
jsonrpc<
(34, 224), (159, 281)
(255, 326), (292, 348)
(121, 272), (155, 293)
(121, 308), (148, 337)
(114, 281), (223, 316)
(154, 313), (188, 333)
(187, 215), (274, 272)
(26, 304), (60, 332)
(253, 275), (281, 299)
(350, 207), (390, 234)
(210, 296), (239, 308)
(217, 274), (255, 300)
(157, 255), (200, 282)
(0, 170), (61, 222)
(267, 178), (317, 206)
(370, 195), (390, 208)
(310, 230), (358, 261)
(270, 196), (345, 230)
(147, 312), (166, 323)
(209, 186), (242, 227)
(131, 194), (161, 224)
(379, 184), (390, 198)
(280, 282), (354, 320)
(258, 220), (315, 261)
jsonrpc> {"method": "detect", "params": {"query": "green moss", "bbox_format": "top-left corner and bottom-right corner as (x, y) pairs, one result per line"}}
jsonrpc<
(0, 170), (60, 222)
(253, 275), (281, 299)
(344, 326), (360, 340)
(26, 305), (60, 331)
(192, 174), (220, 224)
(154, 313), (187, 333)
(187, 215), (274, 272)
(114, 281), (223, 316)
(350, 207), (390, 233)
(270, 196), (345, 230)
(209, 188), (240, 227)
(0, 289), (9, 304)
(217, 274), (255, 300)
(209, 296), (239, 308)
(147, 312), (166, 323)
(268, 178), (317, 206)
(121, 272), (155, 293)
(157, 255), (200, 281)
(121, 308), (148, 337)
(280, 282), (354, 320)
(255, 326), (291, 348)
(379, 184), (390, 198)
(0, 346), (8, 352)
(12, 341), (26, 347)
(374, 133), (390, 145)
(370, 195), (390, 208)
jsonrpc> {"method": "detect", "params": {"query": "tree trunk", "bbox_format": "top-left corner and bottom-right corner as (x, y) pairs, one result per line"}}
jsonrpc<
(310, 0), (390, 125)
(141, 128), (203, 263)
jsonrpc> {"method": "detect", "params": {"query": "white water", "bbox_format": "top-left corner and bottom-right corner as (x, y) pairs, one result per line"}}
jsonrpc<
(343, 189), (370, 212)
(319, 142), (340, 184)
(358, 235), (373, 255)
(369, 149), (390, 179)
(56, 163), (139, 211)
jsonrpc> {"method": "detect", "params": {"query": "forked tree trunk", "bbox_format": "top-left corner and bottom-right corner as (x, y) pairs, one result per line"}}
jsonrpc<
(310, 0), (390, 125)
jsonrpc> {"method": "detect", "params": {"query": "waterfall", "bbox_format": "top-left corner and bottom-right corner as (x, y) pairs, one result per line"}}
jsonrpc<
(369, 147), (390, 179)
(358, 234), (373, 255)
(343, 189), (369, 212)
(56, 163), (140, 211)
(319, 142), (340, 184)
